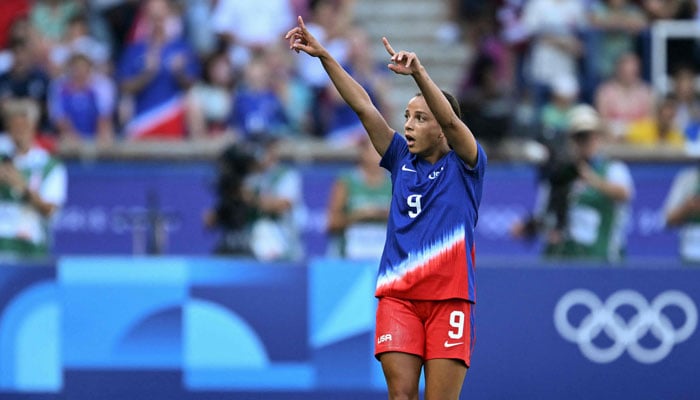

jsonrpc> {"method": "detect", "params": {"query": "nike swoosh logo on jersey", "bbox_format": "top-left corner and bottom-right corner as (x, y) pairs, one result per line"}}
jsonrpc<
(402, 164), (417, 173)
(444, 340), (464, 348)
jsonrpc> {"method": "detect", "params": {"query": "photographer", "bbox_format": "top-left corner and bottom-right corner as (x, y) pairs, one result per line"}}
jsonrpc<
(203, 141), (260, 256)
(663, 159), (700, 264)
(0, 98), (67, 260)
(203, 137), (304, 262)
(512, 105), (634, 262)
(245, 136), (305, 262)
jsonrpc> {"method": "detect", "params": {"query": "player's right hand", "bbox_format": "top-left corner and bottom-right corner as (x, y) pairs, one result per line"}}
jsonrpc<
(284, 16), (324, 57)
(382, 37), (422, 76)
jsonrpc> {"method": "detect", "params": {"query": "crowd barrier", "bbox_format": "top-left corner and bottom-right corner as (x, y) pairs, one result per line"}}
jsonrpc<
(0, 257), (697, 399)
(53, 160), (696, 260)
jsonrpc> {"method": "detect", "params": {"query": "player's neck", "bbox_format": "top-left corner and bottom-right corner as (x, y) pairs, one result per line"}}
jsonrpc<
(421, 146), (450, 165)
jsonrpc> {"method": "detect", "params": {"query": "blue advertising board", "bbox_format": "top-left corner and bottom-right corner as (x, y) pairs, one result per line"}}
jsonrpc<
(470, 266), (699, 399)
(0, 258), (698, 399)
(52, 161), (694, 261)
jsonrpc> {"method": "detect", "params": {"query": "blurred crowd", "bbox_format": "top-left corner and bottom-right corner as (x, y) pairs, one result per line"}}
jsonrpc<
(449, 0), (700, 156)
(0, 0), (394, 151)
(0, 0), (697, 154)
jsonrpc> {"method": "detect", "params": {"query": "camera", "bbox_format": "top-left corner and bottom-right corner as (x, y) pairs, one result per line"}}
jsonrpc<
(211, 143), (262, 255)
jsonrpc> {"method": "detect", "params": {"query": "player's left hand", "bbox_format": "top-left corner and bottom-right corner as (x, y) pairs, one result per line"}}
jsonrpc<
(382, 37), (422, 76)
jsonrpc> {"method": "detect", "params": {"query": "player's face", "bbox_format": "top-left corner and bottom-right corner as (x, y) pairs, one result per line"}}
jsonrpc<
(403, 96), (444, 157)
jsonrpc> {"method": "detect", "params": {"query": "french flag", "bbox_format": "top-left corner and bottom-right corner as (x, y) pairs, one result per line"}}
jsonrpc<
(124, 97), (186, 140)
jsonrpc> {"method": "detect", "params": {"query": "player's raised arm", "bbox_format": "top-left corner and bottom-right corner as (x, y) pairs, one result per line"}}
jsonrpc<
(382, 37), (478, 166)
(285, 16), (393, 155)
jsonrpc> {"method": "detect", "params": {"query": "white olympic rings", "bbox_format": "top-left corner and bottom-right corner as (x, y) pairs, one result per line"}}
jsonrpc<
(554, 289), (698, 364)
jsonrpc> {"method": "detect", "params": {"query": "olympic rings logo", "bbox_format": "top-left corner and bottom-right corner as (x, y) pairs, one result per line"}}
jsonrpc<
(554, 289), (698, 364)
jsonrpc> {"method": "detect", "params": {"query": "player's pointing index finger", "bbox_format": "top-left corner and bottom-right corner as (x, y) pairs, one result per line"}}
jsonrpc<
(298, 16), (309, 33)
(382, 37), (396, 56)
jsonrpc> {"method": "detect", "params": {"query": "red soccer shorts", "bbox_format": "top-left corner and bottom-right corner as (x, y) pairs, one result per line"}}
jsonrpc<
(375, 297), (474, 366)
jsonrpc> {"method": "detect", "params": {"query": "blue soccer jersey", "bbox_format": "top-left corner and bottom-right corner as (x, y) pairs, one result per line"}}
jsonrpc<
(375, 133), (487, 302)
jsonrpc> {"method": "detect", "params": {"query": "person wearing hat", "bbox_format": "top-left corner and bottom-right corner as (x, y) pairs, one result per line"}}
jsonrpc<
(511, 104), (635, 262)
(544, 104), (635, 262)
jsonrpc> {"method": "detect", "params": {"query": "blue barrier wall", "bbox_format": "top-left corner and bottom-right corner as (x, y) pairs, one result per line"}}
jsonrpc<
(0, 258), (698, 399)
(53, 161), (695, 260)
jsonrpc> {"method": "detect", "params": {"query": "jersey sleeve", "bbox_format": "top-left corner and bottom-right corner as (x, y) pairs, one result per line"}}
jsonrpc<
(379, 132), (409, 176)
(456, 142), (487, 181)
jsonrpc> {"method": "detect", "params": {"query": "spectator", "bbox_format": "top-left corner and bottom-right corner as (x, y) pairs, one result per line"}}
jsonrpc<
(521, 0), (586, 107)
(587, 0), (647, 82)
(512, 105), (634, 263)
(294, 0), (354, 137)
(458, 50), (516, 155)
(0, 99), (67, 260)
(266, 43), (314, 136)
(117, 0), (199, 140)
(29, 0), (81, 65)
(205, 124), (305, 264)
(230, 55), (291, 140)
(203, 141), (259, 256)
(324, 27), (393, 146)
(670, 65), (700, 136)
(495, 0), (530, 88)
(642, 0), (696, 20)
(186, 50), (235, 138)
(0, 38), (52, 134)
(625, 94), (686, 147)
(326, 137), (392, 260)
(0, 0), (31, 50)
(246, 137), (305, 262)
(93, 0), (141, 64)
(663, 161), (700, 263)
(127, 0), (184, 45)
(211, 0), (294, 69)
(510, 76), (581, 245)
(440, 0), (497, 45)
(0, 16), (36, 75)
(548, 105), (634, 262)
(684, 123), (700, 155)
(48, 13), (111, 76)
(595, 52), (654, 139)
(494, 0), (540, 142)
(181, 0), (218, 57)
(539, 74), (580, 144)
(48, 52), (116, 149)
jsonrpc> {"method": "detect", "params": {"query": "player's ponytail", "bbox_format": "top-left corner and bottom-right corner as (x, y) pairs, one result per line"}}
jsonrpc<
(441, 90), (461, 120)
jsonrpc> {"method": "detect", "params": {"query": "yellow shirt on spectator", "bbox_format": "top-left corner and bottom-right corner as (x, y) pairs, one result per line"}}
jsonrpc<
(624, 118), (686, 147)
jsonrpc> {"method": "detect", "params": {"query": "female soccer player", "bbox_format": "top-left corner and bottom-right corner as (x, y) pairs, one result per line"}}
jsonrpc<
(286, 16), (486, 400)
